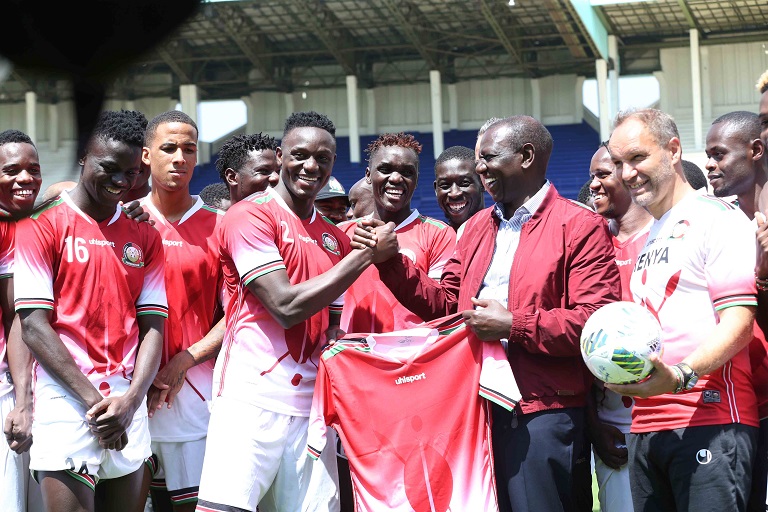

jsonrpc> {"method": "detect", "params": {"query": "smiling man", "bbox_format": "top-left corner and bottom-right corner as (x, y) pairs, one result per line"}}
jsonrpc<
(607, 108), (759, 512)
(353, 115), (621, 512)
(339, 132), (456, 334)
(0, 129), (42, 511)
(433, 145), (485, 234)
(196, 111), (393, 512)
(586, 143), (653, 512)
(13, 110), (168, 512)
(0, 131), (41, 219)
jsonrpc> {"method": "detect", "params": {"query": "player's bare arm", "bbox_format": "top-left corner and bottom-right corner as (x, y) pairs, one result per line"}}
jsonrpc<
(4, 315), (33, 453)
(755, 212), (768, 330)
(86, 314), (163, 448)
(608, 305), (755, 398)
(148, 316), (225, 415)
(585, 384), (629, 470)
(246, 241), (392, 329)
(19, 308), (104, 408)
(0, 276), (32, 453)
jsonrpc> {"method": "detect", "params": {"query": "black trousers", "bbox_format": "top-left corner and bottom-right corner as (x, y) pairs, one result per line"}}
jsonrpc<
(492, 405), (586, 512)
(629, 423), (757, 512)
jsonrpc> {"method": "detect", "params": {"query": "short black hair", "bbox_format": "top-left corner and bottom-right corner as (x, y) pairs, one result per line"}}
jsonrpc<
(283, 111), (335, 139)
(682, 160), (707, 190)
(0, 129), (35, 147)
(199, 182), (230, 210)
(497, 116), (554, 162)
(216, 133), (278, 181)
(85, 110), (147, 157)
(145, 110), (198, 146)
(576, 178), (593, 206)
(435, 145), (475, 168)
(711, 111), (760, 141)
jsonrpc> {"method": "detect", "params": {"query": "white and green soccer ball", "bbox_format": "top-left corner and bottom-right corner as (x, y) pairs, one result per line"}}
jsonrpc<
(580, 301), (663, 385)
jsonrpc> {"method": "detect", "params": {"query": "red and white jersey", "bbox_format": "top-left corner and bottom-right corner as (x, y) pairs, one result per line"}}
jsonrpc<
(307, 315), (521, 512)
(338, 210), (456, 334)
(613, 220), (652, 303)
(596, 221), (652, 432)
(215, 187), (350, 416)
(0, 220), (14, 398)
(629, 192), (758, 432)
(13, 192), (168, 396)
(142, 195), (223, 442)
(747, 217), (768, 419)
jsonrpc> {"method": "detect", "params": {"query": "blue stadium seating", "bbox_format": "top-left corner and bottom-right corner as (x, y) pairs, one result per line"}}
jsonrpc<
(191, 122), (599, 219)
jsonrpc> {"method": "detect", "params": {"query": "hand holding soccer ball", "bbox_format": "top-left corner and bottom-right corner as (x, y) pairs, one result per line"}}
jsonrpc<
(580, 301), (663, 385)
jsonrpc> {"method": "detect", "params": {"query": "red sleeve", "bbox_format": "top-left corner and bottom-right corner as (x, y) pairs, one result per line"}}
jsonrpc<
(375, 248), (461, 320)
(509, 213), (621, 357)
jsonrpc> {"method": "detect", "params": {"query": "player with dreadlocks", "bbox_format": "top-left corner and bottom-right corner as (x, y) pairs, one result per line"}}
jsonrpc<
(337, 132), (456, 334)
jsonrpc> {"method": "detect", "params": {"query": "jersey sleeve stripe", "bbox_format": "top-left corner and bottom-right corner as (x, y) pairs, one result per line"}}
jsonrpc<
(321, 339), (369, 360)
(0, 273), (12, 280)
(137, 304), (170, 317)
(306, 444), (322, 460)
(14, 298), (54, 310)
(713, 294), (758, 311)
(479, 384), (519, 411)
(242, 261), (286, 285)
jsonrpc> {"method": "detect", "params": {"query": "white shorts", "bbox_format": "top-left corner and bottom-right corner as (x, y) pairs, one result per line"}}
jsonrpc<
(1, 389), (31, 511)
(150, 438), (206, 504)
(197, 396), (339, 512)
(30, 379), (151, 482)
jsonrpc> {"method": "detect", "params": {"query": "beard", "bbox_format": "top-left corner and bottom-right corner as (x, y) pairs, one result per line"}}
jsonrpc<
(633, 154), (675, 209)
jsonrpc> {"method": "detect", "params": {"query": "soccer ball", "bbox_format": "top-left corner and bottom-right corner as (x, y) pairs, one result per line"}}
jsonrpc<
(580, 301), (663, 385)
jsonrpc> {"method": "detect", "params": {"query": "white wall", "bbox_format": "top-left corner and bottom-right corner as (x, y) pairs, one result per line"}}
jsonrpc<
(659, 41), (768, 158)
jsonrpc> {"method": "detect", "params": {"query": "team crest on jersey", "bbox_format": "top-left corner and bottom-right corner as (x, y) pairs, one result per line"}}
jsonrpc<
(669, 219), (690, 239)
(322, 233), (341, 256)
(322, 233), (340, 256)
(122, 242), (145, 268)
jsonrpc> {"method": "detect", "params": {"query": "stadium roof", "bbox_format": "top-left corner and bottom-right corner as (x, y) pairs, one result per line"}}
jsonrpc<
(0, 0), (766, 104)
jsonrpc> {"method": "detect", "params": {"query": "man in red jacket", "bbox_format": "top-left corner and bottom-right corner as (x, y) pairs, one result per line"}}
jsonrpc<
(353, 115), (621, 512)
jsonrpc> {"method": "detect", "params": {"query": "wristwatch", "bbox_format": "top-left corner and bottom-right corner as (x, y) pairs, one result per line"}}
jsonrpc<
(674, 362), (699, 392)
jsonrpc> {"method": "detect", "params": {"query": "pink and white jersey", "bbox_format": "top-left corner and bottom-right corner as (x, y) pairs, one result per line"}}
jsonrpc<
(0, 221), (14, 398)
(13, 192), (168, 396)
(215, 187), (350, 416)
(307, 315), (521, 512)
(338, 210), (455, 334)
(596, 221), (652, 433)
(142, 195), (223, 442)
(629, 192), (758, 432)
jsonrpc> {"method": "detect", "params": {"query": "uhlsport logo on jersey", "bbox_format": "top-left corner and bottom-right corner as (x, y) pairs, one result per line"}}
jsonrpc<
(322, 233), (340, 256)
(122, 242), (145, 268)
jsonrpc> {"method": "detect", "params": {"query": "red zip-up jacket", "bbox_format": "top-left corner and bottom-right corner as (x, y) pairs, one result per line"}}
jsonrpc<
(376, 184), (622, 414)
